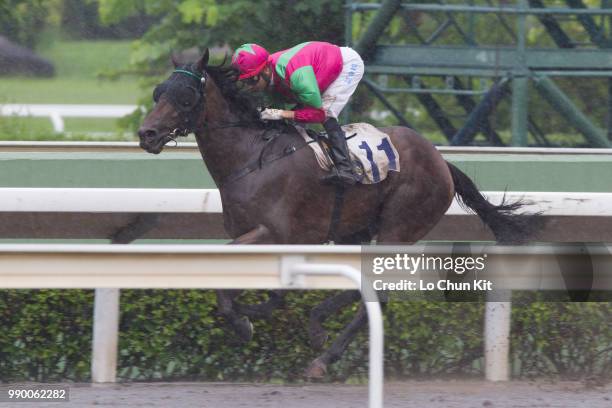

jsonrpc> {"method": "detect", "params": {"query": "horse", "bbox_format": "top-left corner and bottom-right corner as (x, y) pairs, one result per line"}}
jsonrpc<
(137, 49), (543, 378)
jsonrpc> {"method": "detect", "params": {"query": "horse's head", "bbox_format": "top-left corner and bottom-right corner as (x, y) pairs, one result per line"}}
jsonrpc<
(138, 49), (210, 154)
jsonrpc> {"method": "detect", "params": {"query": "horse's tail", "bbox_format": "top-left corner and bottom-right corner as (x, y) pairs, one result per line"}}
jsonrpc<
(446, 162), (545, 244)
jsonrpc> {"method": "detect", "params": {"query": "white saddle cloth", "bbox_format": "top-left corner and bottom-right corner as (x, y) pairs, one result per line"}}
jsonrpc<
(297, 123), (401, 184)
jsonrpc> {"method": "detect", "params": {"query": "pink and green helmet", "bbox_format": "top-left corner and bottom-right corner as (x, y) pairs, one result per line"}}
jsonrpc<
(232, 43), (269, 79)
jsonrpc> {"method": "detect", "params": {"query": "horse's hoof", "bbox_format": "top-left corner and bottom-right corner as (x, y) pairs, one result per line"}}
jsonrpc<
(233, 316), (254, 342)
(304, 358), (327, 379)
(309, 330), (328, 351)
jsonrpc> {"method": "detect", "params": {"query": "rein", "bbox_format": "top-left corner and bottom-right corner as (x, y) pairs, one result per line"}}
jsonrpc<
(219, 131), (311, 187)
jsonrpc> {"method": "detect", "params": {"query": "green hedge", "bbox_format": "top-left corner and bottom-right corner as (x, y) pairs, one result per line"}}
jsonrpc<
(1, 290), (611, 382)
(0, 290), (93, 381)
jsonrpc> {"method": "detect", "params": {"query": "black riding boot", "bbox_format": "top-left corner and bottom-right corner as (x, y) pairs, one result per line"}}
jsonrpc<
(322, 118), (358, 186)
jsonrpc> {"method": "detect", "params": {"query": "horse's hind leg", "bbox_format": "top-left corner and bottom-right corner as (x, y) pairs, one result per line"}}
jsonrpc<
(305, 303), (368, 378)
(308, 290), (361, 350)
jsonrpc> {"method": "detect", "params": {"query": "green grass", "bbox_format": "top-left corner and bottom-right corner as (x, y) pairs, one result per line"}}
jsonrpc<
(0, 78), (139, 104)
(0, 38), (141, 139)
(39, 40), (134, 80)
(0, 116), (130, 141)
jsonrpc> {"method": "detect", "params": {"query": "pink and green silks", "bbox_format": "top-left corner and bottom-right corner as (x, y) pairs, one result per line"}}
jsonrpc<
(269, 41), (343, 123)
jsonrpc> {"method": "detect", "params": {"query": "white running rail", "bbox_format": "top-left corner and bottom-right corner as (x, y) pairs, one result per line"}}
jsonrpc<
(0, 188), (610, 216)
(0, 104), (138, 132)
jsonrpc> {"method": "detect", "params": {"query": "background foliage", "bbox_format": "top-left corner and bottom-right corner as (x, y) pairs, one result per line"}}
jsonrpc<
(1, 290), (610, 382)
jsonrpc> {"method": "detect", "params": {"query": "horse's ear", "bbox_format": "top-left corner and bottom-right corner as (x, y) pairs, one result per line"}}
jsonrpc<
(196, 48), (209, 73)
(171, 53), (180, 68)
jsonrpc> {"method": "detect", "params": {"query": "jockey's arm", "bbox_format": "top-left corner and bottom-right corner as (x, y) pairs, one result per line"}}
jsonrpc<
(261, 65), (327, 123)
(263, 107), (324, 122)
(286, 65), (326, 123)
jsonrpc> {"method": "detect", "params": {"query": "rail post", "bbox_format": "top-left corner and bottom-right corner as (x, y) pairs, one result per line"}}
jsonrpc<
(289, 263), (384, 408)
(92, 288), (120, 383)
(484, 291), (512, 381)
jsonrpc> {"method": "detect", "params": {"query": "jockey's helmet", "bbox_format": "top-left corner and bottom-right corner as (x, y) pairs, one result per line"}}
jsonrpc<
(232, 43), (269, 80)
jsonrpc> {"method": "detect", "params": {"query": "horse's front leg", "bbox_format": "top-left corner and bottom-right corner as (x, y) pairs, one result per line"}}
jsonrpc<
(216, 289), (253, 342)
(216, 225), (274, 342)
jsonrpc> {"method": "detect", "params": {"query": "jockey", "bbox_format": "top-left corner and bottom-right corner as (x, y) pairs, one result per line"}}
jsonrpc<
(232, 41), (365, 186)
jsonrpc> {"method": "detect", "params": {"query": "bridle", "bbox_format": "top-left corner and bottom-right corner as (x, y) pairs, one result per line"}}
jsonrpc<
(168, 68), (207, 138)
(154, 67), (253, 139)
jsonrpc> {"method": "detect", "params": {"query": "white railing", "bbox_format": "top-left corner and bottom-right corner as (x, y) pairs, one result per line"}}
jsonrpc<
(0, 188), (611, 216)
(0, 104), (138, 132)
(1, 188), (610, 242)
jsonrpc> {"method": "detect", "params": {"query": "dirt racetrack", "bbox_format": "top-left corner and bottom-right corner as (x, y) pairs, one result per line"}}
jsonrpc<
(1, 380), (611, 408)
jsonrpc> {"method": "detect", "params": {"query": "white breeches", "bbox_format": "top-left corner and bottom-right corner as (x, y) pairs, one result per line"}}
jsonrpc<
(321, 47), (365, 119)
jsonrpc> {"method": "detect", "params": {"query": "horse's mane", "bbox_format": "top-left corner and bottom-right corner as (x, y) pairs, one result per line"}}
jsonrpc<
(198, 58), (294, 133)
(199, 59), (264, 125)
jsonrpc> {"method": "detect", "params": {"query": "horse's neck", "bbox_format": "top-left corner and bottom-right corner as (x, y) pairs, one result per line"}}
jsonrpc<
(194, 80), (260, 186)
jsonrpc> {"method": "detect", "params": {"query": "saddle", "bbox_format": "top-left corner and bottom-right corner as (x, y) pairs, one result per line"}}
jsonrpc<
(297, 123), (401, 184)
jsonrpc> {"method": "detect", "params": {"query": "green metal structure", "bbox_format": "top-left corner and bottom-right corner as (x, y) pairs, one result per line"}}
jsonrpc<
(346, 0), (612, 147)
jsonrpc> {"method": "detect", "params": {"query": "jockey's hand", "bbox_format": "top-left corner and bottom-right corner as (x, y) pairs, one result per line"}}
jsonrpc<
(260, 108), (285, 121)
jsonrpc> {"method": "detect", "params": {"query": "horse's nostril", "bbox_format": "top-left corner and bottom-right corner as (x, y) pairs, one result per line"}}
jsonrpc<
(138, 128), (158, 140)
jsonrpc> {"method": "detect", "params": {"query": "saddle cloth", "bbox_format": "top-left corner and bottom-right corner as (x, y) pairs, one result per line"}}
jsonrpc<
(297, 123), (401, 184)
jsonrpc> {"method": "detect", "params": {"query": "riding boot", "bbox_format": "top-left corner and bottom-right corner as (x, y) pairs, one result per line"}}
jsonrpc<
(322, 118), (358, 186)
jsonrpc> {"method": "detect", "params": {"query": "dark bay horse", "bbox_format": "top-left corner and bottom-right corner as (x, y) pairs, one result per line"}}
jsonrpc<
(137, 50), (542, 378)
